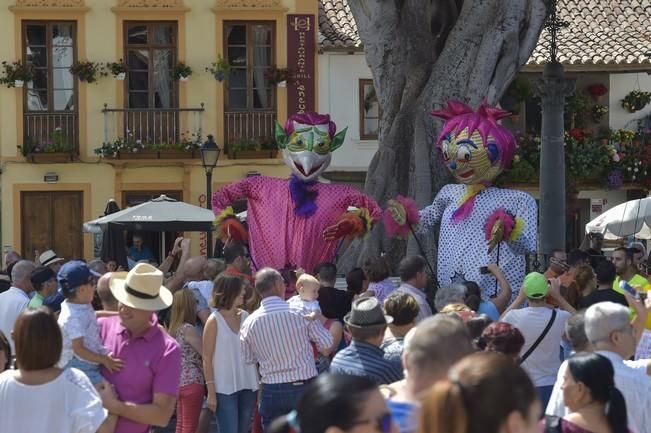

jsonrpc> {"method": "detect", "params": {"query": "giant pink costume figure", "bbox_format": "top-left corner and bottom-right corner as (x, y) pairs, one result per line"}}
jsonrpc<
(212, 112), (381, 274)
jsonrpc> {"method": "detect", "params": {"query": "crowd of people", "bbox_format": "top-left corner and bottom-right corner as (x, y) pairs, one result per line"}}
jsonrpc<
(0, 236), (651, 433)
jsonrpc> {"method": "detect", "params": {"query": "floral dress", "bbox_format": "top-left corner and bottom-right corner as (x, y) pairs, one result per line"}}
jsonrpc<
(176, 323), (204, 387)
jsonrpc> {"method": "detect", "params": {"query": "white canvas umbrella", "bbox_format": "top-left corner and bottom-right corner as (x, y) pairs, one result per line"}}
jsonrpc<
(83, 195), (215, 234)
(585, 197), (651, 240)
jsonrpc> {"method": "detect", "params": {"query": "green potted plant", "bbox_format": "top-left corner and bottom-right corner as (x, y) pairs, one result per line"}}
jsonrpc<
(265, 65), (293, 87)
(106, 60), (127, 80)
(206, 55), (230, 82)
(173, 62), (192, 82)
(622, 90), (651, 113)
(229, 137), (277, 159)
(0, 60), (34, 88)
(565, 93), (591, 128)
(69, 60), (106, 83)
(18, 127), (76, 162)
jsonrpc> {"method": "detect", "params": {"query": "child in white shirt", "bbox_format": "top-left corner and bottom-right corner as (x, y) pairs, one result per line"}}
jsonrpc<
(288, 273), (321, 320)
(57, 260), (123, 386)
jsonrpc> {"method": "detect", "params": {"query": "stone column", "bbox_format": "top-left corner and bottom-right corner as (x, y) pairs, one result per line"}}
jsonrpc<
(538, 61), (574, 254)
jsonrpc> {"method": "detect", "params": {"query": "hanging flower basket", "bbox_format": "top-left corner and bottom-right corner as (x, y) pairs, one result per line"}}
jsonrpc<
(173, 62), (193, 81)
(206, 55), (230, 82)
(622, 90), (651, 113)
(265, 65), (293, 86)
(69, 61), (106, 84)
(106, 60), (127, 80)
(0, 61), (34, 88)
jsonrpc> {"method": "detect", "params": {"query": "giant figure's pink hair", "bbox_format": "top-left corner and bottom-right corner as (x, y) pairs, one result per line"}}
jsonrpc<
(284, 112), (337, 138)
(431, 101), (516, 169)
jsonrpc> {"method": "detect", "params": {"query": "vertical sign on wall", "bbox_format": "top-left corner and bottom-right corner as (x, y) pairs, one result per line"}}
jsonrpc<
(287, 14), (315, 115)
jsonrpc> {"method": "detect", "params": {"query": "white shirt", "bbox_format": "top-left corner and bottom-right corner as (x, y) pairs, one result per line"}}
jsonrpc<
(240, 296), (333, 384)
(0, 287), (30, 353)
(211, 310), (258, 394)
(187, 280), (214, 307)
(396, 283), (432, 323)
(502, 306), (570, 386)
(546, 350), (651, 433)
(287, 295), (321, 315)
(58, 301), (107, 367)
(0, 368), (107, 433)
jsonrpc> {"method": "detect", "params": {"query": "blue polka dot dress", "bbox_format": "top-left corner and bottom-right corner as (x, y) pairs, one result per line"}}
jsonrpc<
(418, 184), (537, 299)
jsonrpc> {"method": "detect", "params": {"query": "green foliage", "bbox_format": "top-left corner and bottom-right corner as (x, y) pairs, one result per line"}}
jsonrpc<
(106, 60), (127, 76)
(622, 90), (651, 113)
(0, 61), (34, 87)
(564, 132), (612, 180)
(230, 138), (261, 152)
(94, 130), (202, 157)
(69, 61), (107, 83)
(206, 55), (230, 82)
(173, 62), (193, 80)
(18, 127), (75, 155)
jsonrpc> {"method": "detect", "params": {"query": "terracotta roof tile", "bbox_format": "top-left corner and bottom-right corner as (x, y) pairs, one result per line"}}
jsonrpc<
(319, 0), (651, 66)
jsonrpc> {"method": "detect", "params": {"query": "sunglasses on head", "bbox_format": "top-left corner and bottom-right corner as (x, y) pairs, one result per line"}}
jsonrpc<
(351, 412), (393, 433)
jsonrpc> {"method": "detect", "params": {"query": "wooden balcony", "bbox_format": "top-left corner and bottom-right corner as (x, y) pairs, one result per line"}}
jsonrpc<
(22, 112), (78, 162)
(100, 104), (205, 159)
(224, 110), (278, 158)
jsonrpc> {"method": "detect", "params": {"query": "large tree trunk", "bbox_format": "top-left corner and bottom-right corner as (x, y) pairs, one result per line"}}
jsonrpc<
(338, 0), (548, 274)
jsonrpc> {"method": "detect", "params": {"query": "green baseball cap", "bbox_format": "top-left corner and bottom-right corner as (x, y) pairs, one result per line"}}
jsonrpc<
(523, 272), (549, 299)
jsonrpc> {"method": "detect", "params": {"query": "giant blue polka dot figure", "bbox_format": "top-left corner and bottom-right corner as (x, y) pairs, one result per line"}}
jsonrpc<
(385, 100), (537, 299)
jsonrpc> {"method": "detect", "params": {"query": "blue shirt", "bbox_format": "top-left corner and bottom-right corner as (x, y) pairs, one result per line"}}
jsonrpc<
(387, 399), (419, 433)
(330, 341), (404, 384)
(128, 246), (154, 262)
(478, 300), (499, 321)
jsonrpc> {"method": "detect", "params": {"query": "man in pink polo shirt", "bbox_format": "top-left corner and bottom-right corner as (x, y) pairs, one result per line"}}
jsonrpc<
(97, 263), (181, 433)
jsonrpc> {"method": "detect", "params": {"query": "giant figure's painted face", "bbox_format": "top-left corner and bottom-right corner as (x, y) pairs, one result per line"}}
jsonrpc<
(440, 128), (503, 185)
(432, 101), (516, 185)
(275, 112), (347, 182)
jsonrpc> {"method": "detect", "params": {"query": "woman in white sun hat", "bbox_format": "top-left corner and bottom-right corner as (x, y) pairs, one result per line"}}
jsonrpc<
(96, 263), (182, 433)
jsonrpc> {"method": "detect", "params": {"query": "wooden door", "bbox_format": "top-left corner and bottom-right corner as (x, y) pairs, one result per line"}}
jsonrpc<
(21, 191), (83, 260)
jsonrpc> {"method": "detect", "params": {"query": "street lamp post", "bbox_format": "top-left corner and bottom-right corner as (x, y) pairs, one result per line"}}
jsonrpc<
(200, 134), (221, 258)
(539, 0), (573, 256)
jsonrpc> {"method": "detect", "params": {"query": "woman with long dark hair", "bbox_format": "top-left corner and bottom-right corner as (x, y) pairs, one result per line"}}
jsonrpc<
(270, 373), (397, 433)
(544, 352), (628, 433)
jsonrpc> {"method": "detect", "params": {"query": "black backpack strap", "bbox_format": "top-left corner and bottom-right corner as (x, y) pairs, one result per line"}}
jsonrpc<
(519, 308), (557, 364)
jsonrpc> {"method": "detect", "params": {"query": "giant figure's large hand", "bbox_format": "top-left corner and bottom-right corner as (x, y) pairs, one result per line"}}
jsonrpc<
(383, 195), (420, 238)
(214, 206), (248, 244)
(323, 208), (374, 241)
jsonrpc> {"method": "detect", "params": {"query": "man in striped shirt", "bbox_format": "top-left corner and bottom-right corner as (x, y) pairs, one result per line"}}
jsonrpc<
(330, 297), (404, 384)
(240, 267), (333, 432)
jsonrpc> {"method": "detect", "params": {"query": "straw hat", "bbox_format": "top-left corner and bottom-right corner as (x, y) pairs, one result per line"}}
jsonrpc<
(110, 263), (172, 311)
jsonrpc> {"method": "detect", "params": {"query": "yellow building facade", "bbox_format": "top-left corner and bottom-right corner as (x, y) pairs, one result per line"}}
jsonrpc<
(0, 0), (320, 260)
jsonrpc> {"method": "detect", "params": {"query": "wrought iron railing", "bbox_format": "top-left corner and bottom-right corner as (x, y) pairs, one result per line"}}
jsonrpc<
(102, 104), (204, 148)
(23, 112), (78, 154)
(224, 110), (277, 152)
